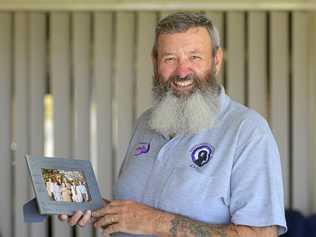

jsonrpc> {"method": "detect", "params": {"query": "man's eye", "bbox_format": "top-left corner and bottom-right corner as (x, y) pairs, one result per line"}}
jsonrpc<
(164, 57), (175, 62)
(191, 55), (201, 60)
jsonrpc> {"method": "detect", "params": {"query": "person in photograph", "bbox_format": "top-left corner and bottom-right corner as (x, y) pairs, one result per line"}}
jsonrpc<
(75, 181), (83, 203)
(70, 181), (78, 203)
(51, 178), (57, 200)
(52, 178), (62, 202)
(78, 181), (89, 202)
(45, 178), (54, 199)
(61, 181), (72, 202)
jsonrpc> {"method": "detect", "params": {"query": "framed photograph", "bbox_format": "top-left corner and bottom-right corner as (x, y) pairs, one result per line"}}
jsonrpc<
(25, 155), (104, 215)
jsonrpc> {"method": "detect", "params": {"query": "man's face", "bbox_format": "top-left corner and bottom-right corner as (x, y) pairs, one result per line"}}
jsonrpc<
(155, 27), (214, 97)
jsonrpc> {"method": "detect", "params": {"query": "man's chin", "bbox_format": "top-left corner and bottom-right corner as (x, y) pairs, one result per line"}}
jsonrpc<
(150, 87), (219, 138)
(170, 87), (195, 98)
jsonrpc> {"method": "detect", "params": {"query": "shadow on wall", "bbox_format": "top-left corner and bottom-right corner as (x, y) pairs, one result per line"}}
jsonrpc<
(282, 210), (316, 236)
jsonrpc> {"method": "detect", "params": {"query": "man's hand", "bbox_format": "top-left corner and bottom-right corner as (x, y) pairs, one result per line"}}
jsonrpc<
(58, 199), (109, 227)
(92, 200), (165, 235)
(58, 210), (93, 227)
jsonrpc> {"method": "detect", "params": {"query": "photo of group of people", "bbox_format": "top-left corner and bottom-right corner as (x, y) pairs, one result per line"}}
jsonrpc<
(42, 168), (90, 203)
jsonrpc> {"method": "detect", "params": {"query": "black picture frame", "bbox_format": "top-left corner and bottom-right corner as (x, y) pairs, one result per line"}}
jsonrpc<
(25, 155), (104, 215)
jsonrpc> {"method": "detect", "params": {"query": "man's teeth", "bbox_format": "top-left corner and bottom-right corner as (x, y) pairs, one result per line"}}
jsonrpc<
(174, 80), (193, 87)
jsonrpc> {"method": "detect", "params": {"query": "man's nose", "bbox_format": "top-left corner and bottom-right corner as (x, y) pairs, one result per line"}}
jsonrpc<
(175, 60), (192, 78)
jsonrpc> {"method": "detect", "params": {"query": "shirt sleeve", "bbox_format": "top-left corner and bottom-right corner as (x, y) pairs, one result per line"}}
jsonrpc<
(229, 129), (287, 235)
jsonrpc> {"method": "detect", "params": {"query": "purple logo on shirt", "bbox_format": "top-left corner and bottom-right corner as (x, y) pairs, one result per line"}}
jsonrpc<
(190, 143), (215, 167)
(134, 143), (150, 156)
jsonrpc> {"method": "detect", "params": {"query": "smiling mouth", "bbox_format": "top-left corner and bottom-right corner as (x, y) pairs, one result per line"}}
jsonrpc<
(173, 79), (194, 88)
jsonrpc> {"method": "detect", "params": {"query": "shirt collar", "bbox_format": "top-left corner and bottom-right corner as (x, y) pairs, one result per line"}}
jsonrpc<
(217, 85), (230, 117)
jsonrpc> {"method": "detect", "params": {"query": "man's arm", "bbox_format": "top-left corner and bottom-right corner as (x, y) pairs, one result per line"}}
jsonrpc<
(155, 212), (278, 237)
(92, 200), (278, 237)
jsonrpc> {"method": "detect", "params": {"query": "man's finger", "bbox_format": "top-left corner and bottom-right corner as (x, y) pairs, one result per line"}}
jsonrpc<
(58, 214), (68, 222)
(68, 210), (83, 226)
(78, 210), (92, 227)
(103, 223), (121, 235)
(92, 206), (121, 218)
(94, 214), (120, 229)
(92, 208), (107, 218)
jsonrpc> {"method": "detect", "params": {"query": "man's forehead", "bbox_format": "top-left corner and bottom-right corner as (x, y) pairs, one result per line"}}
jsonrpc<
(158, 26), (210, 39)
(157, 27), (212, 53)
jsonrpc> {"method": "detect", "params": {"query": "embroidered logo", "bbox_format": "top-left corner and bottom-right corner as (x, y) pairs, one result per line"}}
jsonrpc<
(134, 143), (150, 156)
(190, 143), (215, 167)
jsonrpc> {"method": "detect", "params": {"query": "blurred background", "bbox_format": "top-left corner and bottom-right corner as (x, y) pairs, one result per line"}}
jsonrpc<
(0, 0), (315, 236)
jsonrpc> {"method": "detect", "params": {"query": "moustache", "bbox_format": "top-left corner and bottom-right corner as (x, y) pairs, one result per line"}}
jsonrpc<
(172, 74), (194, 82)
(153, 74), (198, 98)
(153, 69), (220, 99)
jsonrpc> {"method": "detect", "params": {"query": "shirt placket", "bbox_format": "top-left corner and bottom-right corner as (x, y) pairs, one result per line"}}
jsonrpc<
(141, 136), (183, 206)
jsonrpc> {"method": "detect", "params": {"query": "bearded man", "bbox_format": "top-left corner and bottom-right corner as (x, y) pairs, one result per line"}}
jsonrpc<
(60, 12), (287, 237)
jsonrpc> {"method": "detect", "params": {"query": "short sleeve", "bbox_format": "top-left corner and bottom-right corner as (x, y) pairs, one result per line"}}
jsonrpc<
(230, 130), (287, 235)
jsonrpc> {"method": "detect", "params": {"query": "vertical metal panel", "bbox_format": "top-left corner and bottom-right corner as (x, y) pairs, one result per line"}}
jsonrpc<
(270, 12), (290, 208)
(206, 12), (225, 85)
(226, 12), (246, 104)
(50, 12), (73, 237)
(72, 12), (93, 237)
(114, 12), (135, 177)
(94, 12), (113, 237)
(94, 12), (113, 199)
(136, 12), (156, 117)
(308, 12), (316, 213)
(0, 12), (12, 237)
(14, 12), (30, 237)
(292, 12), (309, 214)
(29, 12), (48, 237)
(248, 12), (268, 119)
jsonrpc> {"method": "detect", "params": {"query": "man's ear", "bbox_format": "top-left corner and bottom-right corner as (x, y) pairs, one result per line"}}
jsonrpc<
(213, 48), (223, 76)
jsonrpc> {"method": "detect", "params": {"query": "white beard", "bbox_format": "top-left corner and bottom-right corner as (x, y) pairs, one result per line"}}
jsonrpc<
(149, 89), (219, 137)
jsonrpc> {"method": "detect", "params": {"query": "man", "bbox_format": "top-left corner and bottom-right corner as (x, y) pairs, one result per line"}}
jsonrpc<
(60, 12), (287, 236)
(46, 178), (54, 199)
(75, 181), (84, 203)
(79, 181), (89, 202)
(52, 178), (62, 202)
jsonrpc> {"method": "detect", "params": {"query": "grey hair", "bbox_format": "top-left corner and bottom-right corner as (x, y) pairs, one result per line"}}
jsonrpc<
(152, 12), (221, 59)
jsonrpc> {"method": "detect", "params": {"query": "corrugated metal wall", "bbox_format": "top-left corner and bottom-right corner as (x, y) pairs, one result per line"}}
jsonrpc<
(0, 10), (315, 237)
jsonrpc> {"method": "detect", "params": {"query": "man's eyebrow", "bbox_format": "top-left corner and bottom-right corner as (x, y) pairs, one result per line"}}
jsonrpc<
(161, 52), (175, 57)
(189, 49), (202, 54)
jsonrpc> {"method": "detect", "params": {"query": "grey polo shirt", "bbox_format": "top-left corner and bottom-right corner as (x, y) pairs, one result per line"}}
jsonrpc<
(113, 87), (287, 236)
